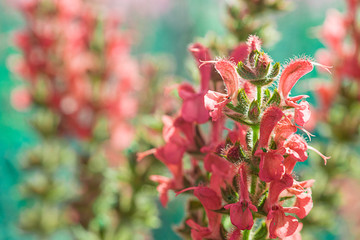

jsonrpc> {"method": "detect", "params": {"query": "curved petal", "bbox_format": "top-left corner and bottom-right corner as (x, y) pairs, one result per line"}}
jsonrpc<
(278, 59), (313, 99)
(258, 107), (284, 149)
(214, 60), (240, 101)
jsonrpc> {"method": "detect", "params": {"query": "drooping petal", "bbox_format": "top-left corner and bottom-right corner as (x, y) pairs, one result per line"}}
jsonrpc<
(225, 202), (256, 230)
(294, 101), (311, 126)
(258, 151), (285, 182)
(281, 223), (303, 240)
(189, 43), (212, 91)
(150, 175), (172, 207)
(214, 59), (240, 101)
(278, 59), (313, 99)
(268, 208), (299, 239)
(267, 174), (294, 206)
(285, 191), (313, 219)
(284, 134), (308, 162)
(178, 83), (210, 123)
(204, 90), (229, 121)
(155, 141), (186, 166)
(274, 116), (297, 147)
(258, 107), (284, 149)
(186, 219), (211, 240)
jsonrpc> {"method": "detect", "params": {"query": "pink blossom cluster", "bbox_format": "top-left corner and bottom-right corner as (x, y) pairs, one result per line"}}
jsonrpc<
(315, 0), (360, 118)
(140, 36), (328, 239)
(12, 0), (140, 152)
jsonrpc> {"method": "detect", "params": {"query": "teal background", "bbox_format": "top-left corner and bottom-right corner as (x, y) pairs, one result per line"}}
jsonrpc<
(0, 0), (344, 239)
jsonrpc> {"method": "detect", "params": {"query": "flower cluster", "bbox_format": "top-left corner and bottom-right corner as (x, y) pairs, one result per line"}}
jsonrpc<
(141, 36), (328, 239)
(12, 0), (140, 151)
(12, 0), (160, 238)
(315, 0), (360, 121)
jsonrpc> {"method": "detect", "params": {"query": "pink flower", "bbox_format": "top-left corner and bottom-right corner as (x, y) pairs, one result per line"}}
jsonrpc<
(257, 150), (286, 182)
(178, 83), (209, 123)
(267, 205), (299, 239)
(278, 59), (314, 126)
(283, 134), (308, 162)
(230, 43), (248, 64)
(265, 174), (300, 239)
(286, 180), (315, 219)
(149, 175), (173, 207)
(278, 59), (313, 100)
(178, 43), (212, 123)
(204, 59), (241, 120)
(204, 90), (229, 121)
(225, 164), (257, 230)
(255, 107), (287, 182)
(11, 87), (32, 111)
(258, 107), (284, 149)
(177, 186), (222, 240)
(274, 116), (297, 146)
(294, 100), (311, 127)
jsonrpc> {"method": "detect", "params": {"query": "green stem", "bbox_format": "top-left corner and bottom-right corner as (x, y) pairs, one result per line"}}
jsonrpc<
(251, 125), (259, 148)
(250, 175), (257, 195)
(257, 86), (262, 106)
(243, 229), (250, 240)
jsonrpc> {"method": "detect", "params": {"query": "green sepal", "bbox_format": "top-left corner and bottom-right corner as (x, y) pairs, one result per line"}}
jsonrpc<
(267, 89), (281, 106)
(237, 61), (257, 80)
(249, 77), (275, 87)
(249, 50), (260, 68)
(256, 61), (271, 79)
(225, 113), (253, 126)
(268, 62), (281, 78)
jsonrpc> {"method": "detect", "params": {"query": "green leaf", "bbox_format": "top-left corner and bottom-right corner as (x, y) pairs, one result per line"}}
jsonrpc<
(225, 113), (253, 126)
(253, 222), (268, 240)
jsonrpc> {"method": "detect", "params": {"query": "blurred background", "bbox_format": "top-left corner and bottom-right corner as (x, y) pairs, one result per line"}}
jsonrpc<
(0, 0), (354, 239)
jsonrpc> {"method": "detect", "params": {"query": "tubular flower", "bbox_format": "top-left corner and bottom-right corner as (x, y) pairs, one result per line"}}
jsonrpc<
(278, 59), (314, 126)
(225, 164), (257, 230)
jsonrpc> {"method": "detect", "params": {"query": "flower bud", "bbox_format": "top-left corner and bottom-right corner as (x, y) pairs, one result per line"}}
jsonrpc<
(248, 100), (260, 122)
(255, 52), (272, 79)
(248, 50), (260, 68)
(237, 61), (256, 80)
(226, 143), (246, 163)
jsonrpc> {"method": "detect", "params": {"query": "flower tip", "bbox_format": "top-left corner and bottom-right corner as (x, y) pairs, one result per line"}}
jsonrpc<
(198, 59), (216, 68)
(247, 35), (262, 52)
(136, 148), (156, 162)
(311, 61), (333, 75)
(175, 187), (197, 196)
(308, 145), (330, 165)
